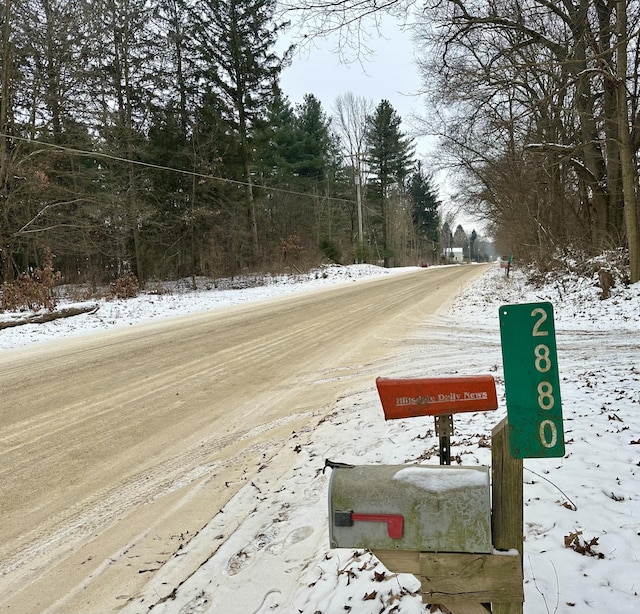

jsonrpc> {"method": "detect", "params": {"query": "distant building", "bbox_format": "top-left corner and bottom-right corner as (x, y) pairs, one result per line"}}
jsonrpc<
(443, 247), (464, 262)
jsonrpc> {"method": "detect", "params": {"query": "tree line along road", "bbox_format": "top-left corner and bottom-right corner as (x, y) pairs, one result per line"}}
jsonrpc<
(0, 264), (488, 613)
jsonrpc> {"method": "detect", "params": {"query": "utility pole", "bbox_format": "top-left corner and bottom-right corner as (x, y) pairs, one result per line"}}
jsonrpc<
(355, 168), (363, 260)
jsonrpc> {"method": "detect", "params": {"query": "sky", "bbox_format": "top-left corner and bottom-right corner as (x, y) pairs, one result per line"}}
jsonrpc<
(277, 13), (434, 158)
(2, 262), (639, 613)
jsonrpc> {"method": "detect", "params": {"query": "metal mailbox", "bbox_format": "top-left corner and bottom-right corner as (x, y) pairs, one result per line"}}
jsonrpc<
(329, 464), (492, 553)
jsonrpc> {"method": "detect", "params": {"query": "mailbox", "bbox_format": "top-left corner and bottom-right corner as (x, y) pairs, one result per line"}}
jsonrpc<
(329, 464), (492, 553)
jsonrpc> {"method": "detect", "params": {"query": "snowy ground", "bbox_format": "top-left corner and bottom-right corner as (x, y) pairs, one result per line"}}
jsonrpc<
(2, 263), (639, 613)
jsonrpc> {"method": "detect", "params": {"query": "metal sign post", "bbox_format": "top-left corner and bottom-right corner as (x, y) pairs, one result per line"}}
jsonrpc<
(434, 414), (453, 465)
(499, 302), (565, 459)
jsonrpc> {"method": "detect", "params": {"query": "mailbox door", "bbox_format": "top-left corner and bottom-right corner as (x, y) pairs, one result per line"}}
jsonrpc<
(329, 464), (491, 553)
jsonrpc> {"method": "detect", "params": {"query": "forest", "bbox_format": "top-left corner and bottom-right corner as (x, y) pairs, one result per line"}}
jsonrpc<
(0, 0), (448, 302)
(2, 0), (639, 305)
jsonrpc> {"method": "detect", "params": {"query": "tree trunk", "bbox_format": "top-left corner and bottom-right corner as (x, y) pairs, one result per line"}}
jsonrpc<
(0, 0), (13, 283)
(0, 303), (99, 329)
(239, 109), (259, 261)
(616, 0), (640, 282)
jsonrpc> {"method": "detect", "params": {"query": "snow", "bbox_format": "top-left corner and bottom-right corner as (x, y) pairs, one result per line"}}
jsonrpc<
(2, 262), (639, 613)
(393, 465), (489, 493)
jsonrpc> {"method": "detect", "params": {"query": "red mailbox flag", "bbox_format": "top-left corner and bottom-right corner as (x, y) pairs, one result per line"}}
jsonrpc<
(376, 375), (498, 420)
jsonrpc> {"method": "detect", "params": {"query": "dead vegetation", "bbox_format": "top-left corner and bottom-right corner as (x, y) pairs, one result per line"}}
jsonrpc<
(528, 248), (630, 294)
(0, 248), (60, 312)
(564, 531), (604, 559)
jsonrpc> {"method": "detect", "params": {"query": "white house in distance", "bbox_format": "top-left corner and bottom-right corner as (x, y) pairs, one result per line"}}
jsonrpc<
(443, 247), (465, 262)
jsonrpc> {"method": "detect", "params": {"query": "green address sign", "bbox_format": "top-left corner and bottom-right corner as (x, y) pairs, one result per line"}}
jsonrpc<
(499, 302), (565, 459)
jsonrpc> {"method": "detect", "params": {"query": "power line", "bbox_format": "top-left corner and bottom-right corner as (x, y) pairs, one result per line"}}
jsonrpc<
(0, 132), (357, 205)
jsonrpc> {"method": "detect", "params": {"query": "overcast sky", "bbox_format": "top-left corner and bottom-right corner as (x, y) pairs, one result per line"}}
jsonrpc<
(278, 15), (435, 158)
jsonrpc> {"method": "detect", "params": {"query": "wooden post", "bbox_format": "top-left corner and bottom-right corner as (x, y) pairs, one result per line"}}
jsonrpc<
(491, 417), (524, 614)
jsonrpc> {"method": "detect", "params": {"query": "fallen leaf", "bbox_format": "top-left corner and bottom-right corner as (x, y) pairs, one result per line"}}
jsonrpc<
(564, 531), (604, 558)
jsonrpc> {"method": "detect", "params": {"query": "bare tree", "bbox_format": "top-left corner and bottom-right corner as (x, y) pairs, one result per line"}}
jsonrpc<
(279, 0), (413, 59)
(333, 92), (373, 253)
(0, 0), (15, 283)
(615, 0), (640, 281)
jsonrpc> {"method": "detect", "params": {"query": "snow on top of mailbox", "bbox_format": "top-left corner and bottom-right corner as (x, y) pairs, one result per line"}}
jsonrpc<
(392, 466), (489, 493)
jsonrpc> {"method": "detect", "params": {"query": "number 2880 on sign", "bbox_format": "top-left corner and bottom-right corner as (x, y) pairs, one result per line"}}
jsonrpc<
(499, 302), (565, 459)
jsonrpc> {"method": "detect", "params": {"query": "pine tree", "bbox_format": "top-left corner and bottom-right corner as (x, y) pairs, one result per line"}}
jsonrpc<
(194, 0), (288, 260)
(84, 0), (158, 282)
(408, 162), (441, 255)
(453, 224), (468, 253)
(254, 92), (344, 258)
(364, 100), (414, 267)
(254, 91), (299, 182)
(469, 229), (478, 261)
(293, 94), (333, 181)
(153, 0), (198, 137)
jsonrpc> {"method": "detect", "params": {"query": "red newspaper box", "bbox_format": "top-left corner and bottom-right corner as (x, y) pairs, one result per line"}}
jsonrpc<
(376, 375), (498, 420)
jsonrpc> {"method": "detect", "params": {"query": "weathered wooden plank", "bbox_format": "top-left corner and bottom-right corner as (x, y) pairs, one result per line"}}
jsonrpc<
(419, 552), (523, 603)
(491, 418), (523, 554)
(492, 600), (525, 614)
(490, 418), (524, 614)
(372, 550), (420, 575)
(439, 602), (490, 614)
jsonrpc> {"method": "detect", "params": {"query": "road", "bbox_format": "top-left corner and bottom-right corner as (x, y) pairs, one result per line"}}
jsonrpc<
(0, 265), (487, 613)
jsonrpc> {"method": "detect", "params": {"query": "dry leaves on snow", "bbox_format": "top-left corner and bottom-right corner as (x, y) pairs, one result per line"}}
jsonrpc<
(564, 531), (604, 559)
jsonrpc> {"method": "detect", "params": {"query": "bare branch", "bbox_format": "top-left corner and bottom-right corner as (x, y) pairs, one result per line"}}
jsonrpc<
(16, 199), (92, 235)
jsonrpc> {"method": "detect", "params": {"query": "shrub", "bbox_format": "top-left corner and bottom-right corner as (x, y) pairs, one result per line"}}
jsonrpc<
(320, 238), (342, 264)
(0, 249), (61, 312)
(280, 234), (305, 262)
(110, 273), (140, 299)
